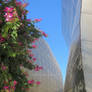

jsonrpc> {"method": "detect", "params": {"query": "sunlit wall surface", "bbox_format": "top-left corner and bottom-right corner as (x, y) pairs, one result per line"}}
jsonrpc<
(81, 0), (92, 92)
(62, 0), (92, 92)
(62, 0), (81, 47)
(24, 38), (63, 92)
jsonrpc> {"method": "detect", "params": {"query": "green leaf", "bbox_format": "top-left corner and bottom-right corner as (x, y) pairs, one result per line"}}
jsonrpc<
(2, 26), (9, 38)
(8, 52), (16, 57)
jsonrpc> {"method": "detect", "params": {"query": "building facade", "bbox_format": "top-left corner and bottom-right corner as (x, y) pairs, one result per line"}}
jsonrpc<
(62, 0), (92, 92)
(24, 38), (63, 92)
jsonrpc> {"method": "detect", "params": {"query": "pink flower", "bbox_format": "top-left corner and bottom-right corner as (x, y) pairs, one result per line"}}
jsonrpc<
(15, 1), (22, 6)
(36, 81), (40, 85)
(28, 80), (34, 84)
(34, 66), (39, 71)
(3, 86), (9, 89)
(32, 45), (37, 48)
(4, 7), (14, 12)
(34, 65), (43, 71)
(32, 40), (36, 43)
(5, 17), (13, 22)
(26, 19), (31, 22)
(34, 18), (42, 22)
(4, 13), (13, 18)
(5, 18), (9, 22)
(4, 13), (8, 17)
(4, 13), (14, 22)
(4, 7), (19, 22)
(32, 58), (36, 62)
(29, 54), (34, 57)
(35, 68), (39, 71)
(32, 38), (39, 43)
(39, 66), (43, 70)
(41, 31), (48, 37)
(0, 38), (5, 43)
(2, 66), (6, 70)
(0, 34), (5, 43)
(13, 80), (17, 86)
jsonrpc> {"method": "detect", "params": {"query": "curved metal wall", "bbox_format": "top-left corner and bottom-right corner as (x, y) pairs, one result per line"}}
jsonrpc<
(62, 0), (81, 48)
(24, 38), (63, 92)
(81, 0), (92, 91)
(63, 0), (92, 92)
(64, 39), (86, 92)
(62, 0), (87, 92)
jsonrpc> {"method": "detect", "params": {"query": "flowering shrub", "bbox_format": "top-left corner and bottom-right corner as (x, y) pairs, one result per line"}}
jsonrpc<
(0, 0), (47, 92)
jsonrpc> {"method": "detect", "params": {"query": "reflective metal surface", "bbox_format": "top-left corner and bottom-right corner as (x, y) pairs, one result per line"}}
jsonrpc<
(64, 40), (86, 92)
(62, 0), (81, 47)
(81, 0), (92, 91)
(24, 38), (63, 92)
(62, 0), (89, 92)
(63, 0), (92, 92)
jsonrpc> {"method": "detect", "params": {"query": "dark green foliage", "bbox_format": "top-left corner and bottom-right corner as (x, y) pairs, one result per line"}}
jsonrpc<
(0, 0), (43, 91)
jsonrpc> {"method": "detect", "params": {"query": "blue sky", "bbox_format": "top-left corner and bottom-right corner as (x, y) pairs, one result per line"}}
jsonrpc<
(26, 0), (69, 82)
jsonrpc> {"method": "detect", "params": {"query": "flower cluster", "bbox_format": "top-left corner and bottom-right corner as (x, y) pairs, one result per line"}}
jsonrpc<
(40, 31), (48, 37)
(35, 65), (43, 71)
(4, 7), (18, 22)
(28, 80), (40, 85)
(3, 80), (17, 91)
(0, 0), (47, 92)
(34, 18), (42, 22)
(0, 34), (5, 43)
